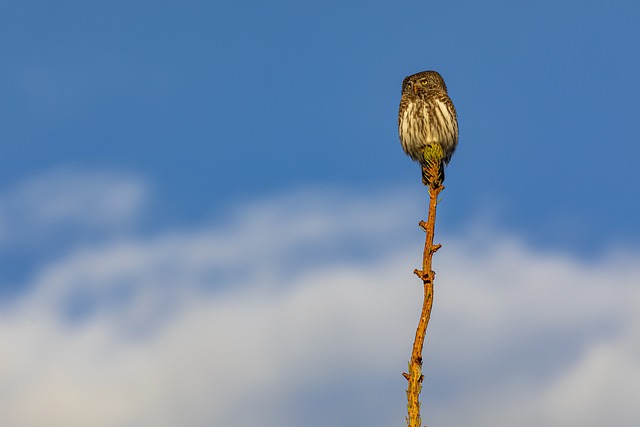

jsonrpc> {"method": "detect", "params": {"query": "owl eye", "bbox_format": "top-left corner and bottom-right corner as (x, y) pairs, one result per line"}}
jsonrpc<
(421, 81), (428, 85)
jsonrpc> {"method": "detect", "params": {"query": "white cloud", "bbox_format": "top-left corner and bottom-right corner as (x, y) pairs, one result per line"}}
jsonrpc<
(0, 173), (639, 427)
(0, 169), (146, 246)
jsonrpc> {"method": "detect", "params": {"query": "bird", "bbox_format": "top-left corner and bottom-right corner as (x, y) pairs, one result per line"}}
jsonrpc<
(398, 70), (458, 186)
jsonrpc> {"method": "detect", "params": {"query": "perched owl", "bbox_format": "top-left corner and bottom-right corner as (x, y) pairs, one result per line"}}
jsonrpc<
(398, 70), (458, 186)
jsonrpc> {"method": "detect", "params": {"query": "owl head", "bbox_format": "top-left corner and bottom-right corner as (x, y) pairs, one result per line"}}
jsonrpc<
(402, 70), (448, 94)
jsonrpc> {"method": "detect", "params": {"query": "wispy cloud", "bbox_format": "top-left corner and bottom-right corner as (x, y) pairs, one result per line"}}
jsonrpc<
(0, 169), (146, 248)
(0, 171), (638, 427)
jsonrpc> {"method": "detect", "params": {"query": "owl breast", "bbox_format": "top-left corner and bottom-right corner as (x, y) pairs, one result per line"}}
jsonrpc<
(398, 94), (458, 166)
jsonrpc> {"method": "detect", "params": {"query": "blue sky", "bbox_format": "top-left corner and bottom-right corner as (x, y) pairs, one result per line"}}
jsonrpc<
(3, 0), (639, 248)
(1, 1), (640, 426)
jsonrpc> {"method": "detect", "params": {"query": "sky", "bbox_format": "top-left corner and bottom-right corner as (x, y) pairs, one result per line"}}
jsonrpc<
(1, 1), (639, 426)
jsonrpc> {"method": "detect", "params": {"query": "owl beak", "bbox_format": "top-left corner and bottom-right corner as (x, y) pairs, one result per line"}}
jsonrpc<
(413, 84), (419, 93)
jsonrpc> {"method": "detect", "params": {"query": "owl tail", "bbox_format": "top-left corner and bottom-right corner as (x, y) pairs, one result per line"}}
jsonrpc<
(421, 161), (445, 187)
(421, 143), (446, 188)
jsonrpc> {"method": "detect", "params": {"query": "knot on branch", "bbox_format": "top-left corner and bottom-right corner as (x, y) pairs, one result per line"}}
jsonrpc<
(413, 269), (434, 283)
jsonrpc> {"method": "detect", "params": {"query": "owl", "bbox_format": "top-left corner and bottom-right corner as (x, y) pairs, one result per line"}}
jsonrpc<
(398, 70), (458, 186)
